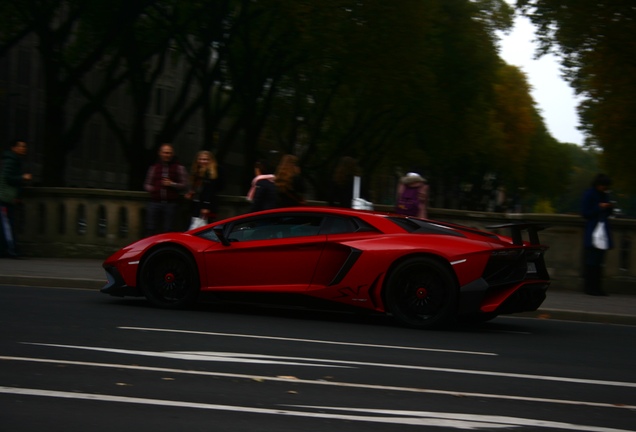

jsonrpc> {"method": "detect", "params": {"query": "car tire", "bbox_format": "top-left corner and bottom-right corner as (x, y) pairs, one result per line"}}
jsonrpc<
(385, 257), (458, 329)
(139, 246), (200, 309)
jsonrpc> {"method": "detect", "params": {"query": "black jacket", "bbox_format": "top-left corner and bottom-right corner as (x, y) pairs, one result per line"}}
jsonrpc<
(0, 150), (26, 203)
(251, 178), (278, 212)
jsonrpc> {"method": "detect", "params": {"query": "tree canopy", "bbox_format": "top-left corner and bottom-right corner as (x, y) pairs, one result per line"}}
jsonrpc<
(517, 0), (636, 191)
(1, 0), (577, 210)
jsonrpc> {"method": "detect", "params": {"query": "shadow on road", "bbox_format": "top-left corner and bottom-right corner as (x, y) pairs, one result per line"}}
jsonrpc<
(97, 291), (539, 334)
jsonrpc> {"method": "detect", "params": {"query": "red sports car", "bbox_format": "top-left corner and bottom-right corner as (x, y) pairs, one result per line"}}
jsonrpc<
(102, 207), (550, 328)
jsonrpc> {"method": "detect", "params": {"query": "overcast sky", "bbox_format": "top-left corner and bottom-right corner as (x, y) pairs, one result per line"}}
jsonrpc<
(497, 12), (585, 145)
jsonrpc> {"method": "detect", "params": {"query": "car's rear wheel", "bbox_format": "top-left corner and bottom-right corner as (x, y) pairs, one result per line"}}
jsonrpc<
(139, 246), (200, 309)
(385, 257), (458, 329)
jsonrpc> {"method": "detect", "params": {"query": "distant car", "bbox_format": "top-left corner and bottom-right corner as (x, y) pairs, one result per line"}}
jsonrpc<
(102, 207), (550, 328)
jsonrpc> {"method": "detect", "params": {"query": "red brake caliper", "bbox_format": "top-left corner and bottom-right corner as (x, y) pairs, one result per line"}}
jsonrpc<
(416, 287), (428, 299)
(164, 273), (175, 284)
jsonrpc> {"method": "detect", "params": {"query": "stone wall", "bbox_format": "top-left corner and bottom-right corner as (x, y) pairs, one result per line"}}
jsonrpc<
(15, 187), (636, 293)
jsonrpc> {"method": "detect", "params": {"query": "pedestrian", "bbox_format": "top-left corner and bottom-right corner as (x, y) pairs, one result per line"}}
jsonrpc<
(0, 140), (32, 258)
(395, 172), (429, 218)
(329, 156), (361, 208)
(581, 173), (614, 296)
(143, 143), (188, 235)
(247, 160), (277, 212)
(275, 154), (305, 207)
(185, 150), (223, 229)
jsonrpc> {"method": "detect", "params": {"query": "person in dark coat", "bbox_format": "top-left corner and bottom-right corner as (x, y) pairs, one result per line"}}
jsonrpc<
(247, 161), (277, 212)
(581, 173), (614, 296)
(329, 156), (361, 208)
(0, 140), (32, 258)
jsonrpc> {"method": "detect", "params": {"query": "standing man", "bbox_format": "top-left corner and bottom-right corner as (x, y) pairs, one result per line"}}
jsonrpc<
(143, 143), (188, 235)
(0, 140), (32, 258)
(581, 173), (614, 296)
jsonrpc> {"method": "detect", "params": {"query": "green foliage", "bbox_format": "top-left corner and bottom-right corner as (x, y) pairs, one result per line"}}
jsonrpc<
(2, 0), (578, 208)
(532, 199), (555, 214)
(517, 0), (636, 191)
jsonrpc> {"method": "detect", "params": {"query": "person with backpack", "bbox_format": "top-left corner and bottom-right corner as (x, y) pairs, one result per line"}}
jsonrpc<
(395, 172), (429, 218)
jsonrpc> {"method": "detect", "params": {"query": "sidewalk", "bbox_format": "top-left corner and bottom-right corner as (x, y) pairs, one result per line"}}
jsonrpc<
(1, 258), (635, 326)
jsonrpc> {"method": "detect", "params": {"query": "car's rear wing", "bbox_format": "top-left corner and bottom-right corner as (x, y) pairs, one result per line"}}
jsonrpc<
(486, 223), (549, 246)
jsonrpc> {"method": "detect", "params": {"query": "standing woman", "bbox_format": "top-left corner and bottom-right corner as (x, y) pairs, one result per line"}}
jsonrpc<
(186, 151), (223, 228)
(275, 154), (305, 207)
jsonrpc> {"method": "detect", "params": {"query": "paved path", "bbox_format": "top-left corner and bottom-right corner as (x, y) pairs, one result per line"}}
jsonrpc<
(1, 258), (635, 325)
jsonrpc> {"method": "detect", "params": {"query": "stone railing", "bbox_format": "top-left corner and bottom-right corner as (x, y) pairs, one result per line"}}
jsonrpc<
(14, 187), (636, 293)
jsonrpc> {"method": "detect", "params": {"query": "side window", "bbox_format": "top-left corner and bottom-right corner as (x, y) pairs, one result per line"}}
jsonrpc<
(322, 216), (357, 235)
(228, 215), (324, 242)
(321, 216), (379, 235)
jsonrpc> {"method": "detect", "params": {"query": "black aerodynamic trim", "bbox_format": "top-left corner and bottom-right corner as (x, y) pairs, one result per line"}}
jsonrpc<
(367, 274), (382, 309)
(328, 248), (363, 286)
(101, 266), (142, 297)
(493, 282), (549, 314)
(483, 248), (549, 288)
(387, 217), (500, 240)
(486, 223), (549, 246)
(458, 278), (490, 315)
(393, 217), (467, 237)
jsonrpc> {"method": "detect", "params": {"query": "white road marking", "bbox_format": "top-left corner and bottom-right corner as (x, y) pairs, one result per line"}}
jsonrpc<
(21, 343), (350, 368)
(22, 342), (636, 389)
(1, 356), (635, 411)
(0, 386), (633, 431)
(118, 326), (497, 356)
(289, 405), (636, 432)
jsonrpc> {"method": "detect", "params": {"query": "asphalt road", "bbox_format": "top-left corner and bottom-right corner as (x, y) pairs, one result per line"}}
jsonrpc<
(1, 285), (635, 432)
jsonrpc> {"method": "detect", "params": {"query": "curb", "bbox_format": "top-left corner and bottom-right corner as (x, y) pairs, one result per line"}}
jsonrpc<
(1, 276), (104, 290)
(515, 309), (636, 326)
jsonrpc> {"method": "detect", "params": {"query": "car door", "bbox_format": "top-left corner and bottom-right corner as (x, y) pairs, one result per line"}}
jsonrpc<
(310, 215), (382, 288)
(201, 213), (327, 292)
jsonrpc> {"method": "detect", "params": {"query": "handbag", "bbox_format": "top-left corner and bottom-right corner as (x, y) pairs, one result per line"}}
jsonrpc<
(350, 176), (373, 210)
(188, 216), (207, 230)
(592, 221), (609, 250)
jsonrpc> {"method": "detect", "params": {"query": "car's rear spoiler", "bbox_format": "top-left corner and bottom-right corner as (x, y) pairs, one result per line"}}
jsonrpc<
(486, 223), (549, 246)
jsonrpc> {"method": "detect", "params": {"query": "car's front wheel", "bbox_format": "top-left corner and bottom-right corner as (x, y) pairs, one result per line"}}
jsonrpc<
(139, 246), (200, 309)
(385, 257), (458, 329)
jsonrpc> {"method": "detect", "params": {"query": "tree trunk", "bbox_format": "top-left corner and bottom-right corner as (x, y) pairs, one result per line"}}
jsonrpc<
(39, 51), (71, 187)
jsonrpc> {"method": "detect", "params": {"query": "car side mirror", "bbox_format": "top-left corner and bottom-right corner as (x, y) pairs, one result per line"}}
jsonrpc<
(213, 225), (231, 246)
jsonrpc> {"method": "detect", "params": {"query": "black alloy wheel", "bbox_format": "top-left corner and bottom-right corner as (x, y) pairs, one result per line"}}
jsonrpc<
(139, 246), (200, 309)
(385, 257), (458, 329)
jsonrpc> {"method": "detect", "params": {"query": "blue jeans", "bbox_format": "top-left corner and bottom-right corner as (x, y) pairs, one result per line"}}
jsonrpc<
(0, 202), (17, 257)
